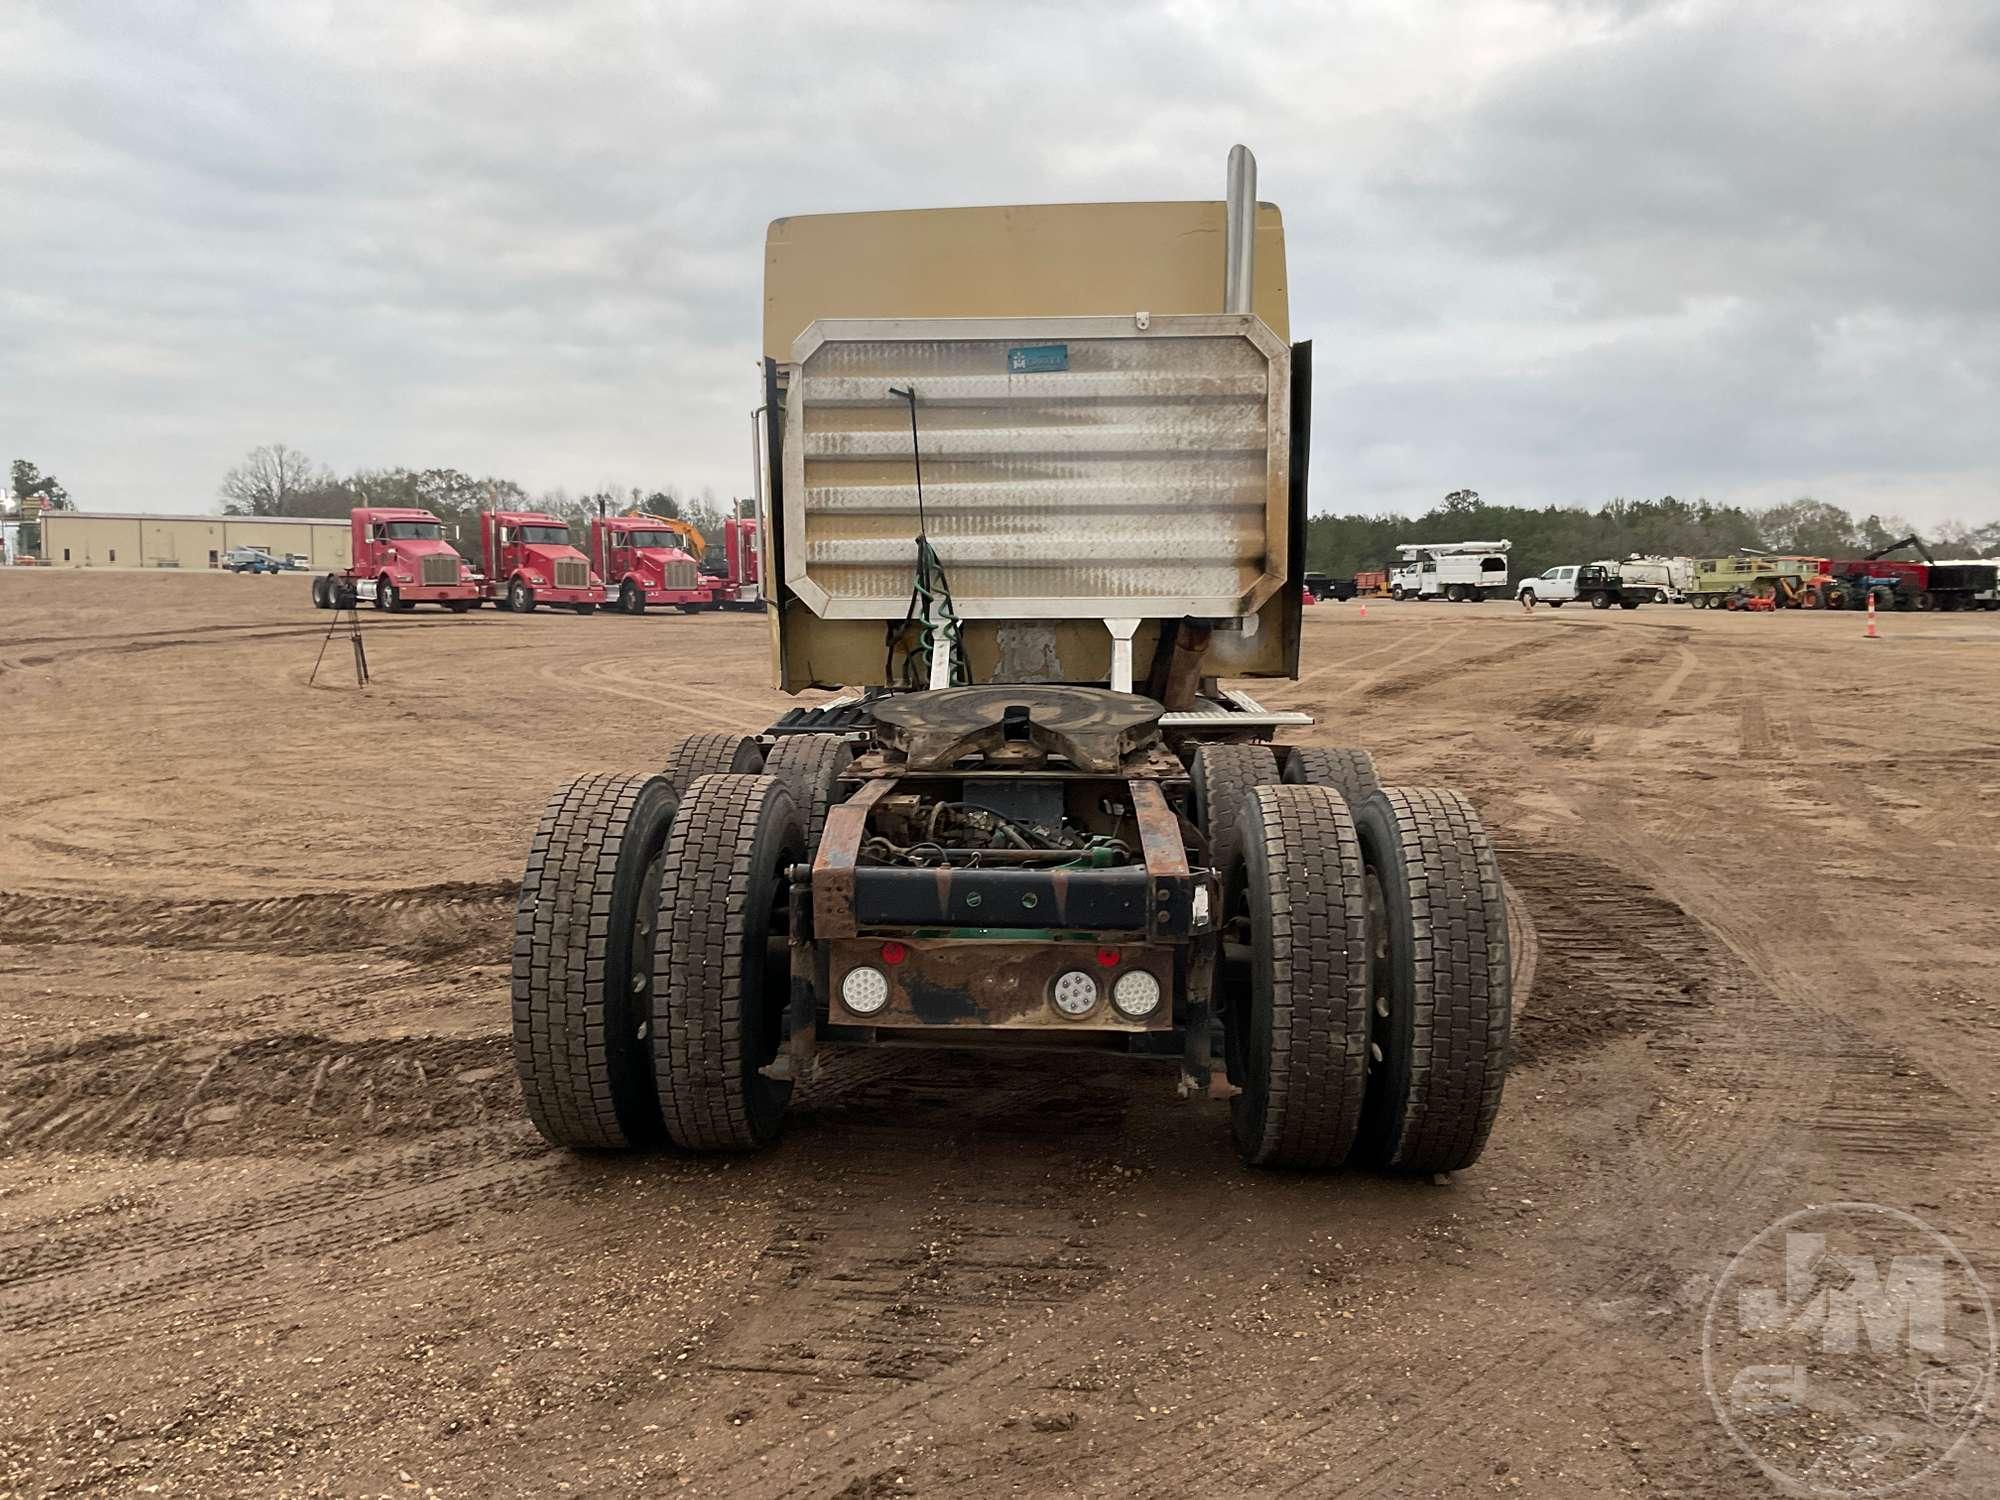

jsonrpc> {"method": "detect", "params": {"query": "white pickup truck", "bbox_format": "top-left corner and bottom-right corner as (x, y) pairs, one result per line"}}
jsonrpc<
(1518, 562), (1669, 609)
(1517, 565), (1581, 606)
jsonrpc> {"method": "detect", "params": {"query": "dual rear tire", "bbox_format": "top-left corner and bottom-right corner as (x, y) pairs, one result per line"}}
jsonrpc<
(515, 731), (834, 1154)
(515, 736), (1510, 1175)
(1223, 783), (1511, 1174)
(313, 575), (357, 610)
(512, 766), (803, 1153)
(512, 774), (680, 1149)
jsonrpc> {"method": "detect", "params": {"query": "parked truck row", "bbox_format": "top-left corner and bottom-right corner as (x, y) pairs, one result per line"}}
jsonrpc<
(1685, 538), (1997, 612)
(310, 507), (761, 616)
(1509, 538), (1997, 614)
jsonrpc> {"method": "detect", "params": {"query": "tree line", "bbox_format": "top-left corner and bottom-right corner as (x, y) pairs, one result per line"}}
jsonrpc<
(215, 444), (749, 558)
(1307, 490), (2000, 585)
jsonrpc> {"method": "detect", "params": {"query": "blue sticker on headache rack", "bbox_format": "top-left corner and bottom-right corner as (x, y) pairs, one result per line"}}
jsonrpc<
(1007, 343), (1068, 374)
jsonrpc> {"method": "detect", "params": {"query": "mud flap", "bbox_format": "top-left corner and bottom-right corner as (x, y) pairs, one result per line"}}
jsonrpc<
(1177, 943), (1238, 1100)
(762, 873), (819, 1084)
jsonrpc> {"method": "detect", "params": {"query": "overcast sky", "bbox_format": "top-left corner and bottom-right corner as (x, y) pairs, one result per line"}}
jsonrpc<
(3, 0), (1995, 526)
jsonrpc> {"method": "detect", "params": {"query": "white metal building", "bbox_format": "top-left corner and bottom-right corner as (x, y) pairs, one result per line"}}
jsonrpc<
(35, 512), (349, 571)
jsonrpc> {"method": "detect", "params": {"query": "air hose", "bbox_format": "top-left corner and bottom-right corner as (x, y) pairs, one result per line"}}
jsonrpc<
(887, 385), (970, 690)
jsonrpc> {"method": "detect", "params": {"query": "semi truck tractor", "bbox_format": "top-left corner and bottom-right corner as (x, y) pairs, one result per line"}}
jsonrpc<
(479, 511), (601, 614)
(588, 514), (715, 614)
(311, 507), (480, 612)
(508, 147), (1514, 1179)
(702, 516), (762, 609)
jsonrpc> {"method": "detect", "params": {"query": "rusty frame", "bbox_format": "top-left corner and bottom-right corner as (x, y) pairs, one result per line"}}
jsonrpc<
(811, 774), (898, 941)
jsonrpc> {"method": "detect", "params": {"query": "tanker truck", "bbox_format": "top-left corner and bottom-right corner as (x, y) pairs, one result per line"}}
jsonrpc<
(507, 148), (1513, 1179)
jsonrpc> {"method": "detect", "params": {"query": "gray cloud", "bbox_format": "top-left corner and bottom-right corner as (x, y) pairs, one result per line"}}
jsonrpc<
(2, 0), (1994, 528)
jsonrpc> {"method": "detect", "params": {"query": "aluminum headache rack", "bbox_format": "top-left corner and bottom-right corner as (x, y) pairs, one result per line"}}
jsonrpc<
(781, 313), (1292, 625)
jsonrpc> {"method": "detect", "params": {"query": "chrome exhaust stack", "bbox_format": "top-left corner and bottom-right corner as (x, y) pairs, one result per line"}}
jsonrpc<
(1224, 144), (1256, 315)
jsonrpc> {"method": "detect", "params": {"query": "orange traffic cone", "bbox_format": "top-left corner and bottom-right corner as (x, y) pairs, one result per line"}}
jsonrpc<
(1359, 599), (1368, 619)
(1865, 594), (1878, 639)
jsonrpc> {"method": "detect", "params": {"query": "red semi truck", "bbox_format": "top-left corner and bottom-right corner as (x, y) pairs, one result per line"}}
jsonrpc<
(311, 507), (480, 612)
(702, 516), (762, 610)
(480, 511), (602, 614)
(588, 514), (715, 614)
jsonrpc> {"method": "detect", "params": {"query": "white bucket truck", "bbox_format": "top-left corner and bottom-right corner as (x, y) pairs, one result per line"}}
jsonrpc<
(1387, 540), (1512, 602)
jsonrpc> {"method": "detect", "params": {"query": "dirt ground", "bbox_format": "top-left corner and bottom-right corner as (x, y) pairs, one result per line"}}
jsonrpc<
(2, 570), (1996, 1498)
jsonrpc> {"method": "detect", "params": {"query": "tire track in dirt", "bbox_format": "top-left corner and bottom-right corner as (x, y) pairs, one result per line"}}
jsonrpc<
(0, 619), (328, 651)
(1517, 731), (1982, 1194)
(671, 839), (1797, 1499)
(1110, 845), (1809, 1499)
(0, 1032), (514, 1162)
(0, 1123), (580, 1381)
(0, 881), (514, 958)
(0, 620), (488, 674)
(539, 656), (776, 731)
(1785, 703), (1999, 853)
(623, 1057), (1234, 1496)
(1097, 699), (1979, 1495)
(1284, 616), (1607, 723)
(1365, 630), (1571, 700)
(691, 1057), (1132, 1394)
(1505, 638), (1681, 762)
(1498, 740), (1993, 1238)
(1289, 616), (1459, 697)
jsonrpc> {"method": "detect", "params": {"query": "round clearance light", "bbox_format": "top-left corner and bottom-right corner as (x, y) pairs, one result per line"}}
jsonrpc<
(1051, 970), (1100, 1018)
(1111, 969), (1163, 1020)
(841, 966), (890, 1017)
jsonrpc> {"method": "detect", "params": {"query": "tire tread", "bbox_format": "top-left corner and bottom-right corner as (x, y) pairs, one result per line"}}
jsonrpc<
(511, 773), (673, 1149)
(660, 732), (764, 798)
(1193, 743), (1282, 877)
(1355, 785), (1511, 1172)
(761, 734), (854, 854)
(1283, 746), (1382, 807)
(1233, 784), (1371, 1169)
(653, 773), (800, 1151)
